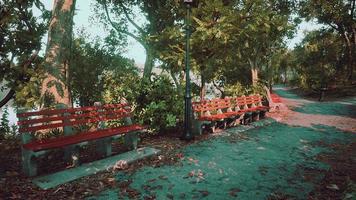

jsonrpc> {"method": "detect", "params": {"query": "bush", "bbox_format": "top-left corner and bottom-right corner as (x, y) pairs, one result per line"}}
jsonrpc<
(102, 73), (183, 133)
(224, 82), (267, 98)
(0, 106), (18, 139)
(224, 82), (244, 97)
(134, 75), (183, 133)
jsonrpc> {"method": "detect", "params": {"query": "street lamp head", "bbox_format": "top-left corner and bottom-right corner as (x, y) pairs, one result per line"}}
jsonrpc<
(184, 0), (193, 4)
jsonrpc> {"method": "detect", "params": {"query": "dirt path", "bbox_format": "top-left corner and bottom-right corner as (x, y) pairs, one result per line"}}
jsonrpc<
(268, 87), (356, 133)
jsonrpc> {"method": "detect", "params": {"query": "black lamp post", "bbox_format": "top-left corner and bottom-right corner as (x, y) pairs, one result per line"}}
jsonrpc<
(182, 0), (193, 140)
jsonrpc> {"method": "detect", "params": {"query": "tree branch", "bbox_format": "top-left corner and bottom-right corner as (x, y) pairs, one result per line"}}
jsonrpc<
(102, 0), (147, 49)
(0, 89), (15, 108)
(118, 1), (147, 35)
(326, 22), (339, 32)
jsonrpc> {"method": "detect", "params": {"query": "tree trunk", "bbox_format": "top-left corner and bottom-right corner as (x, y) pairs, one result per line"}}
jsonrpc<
(143, 47), (154, 79)
(251, 68), (259, 86)
(344, 31), (354, 81)
(169, 70), (182, 94)
(200, 73), (205, 101)
(248, 58), (259, 86)
(41, 0), (75, 107)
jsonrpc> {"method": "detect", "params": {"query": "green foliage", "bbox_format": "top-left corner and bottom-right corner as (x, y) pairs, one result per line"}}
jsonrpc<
(0, 106), (17, 139)
(224, 82), (266, 98)
(0, 106), (10, 135)
(299, 0), (355, 81)
(0, 0), (48, 108)
(70, 32), (137, 106)
(224, 82), (244, 97)
(291, 29), (344, 90)
(134, 75), (183, 133)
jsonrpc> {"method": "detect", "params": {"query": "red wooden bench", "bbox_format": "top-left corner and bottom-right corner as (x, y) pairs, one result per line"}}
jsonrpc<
(192, 94), (269, 135)
(192, 98), (238, 134)
(17, 103), (145, 176)
(235, 95), (269, 123)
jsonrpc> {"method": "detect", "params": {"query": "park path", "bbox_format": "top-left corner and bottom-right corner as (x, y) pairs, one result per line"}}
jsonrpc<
(269, 86), (356, 133)
(90, 86), (356, 200)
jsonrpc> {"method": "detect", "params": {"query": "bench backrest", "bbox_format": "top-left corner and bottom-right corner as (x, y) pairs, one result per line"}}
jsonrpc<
(17, 103), (132, 134)
(233, 94), (263, 110)
(192, 98), (232, 117)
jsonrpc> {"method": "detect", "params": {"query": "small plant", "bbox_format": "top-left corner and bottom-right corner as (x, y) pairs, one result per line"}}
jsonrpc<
(0, 106), (19, 139)
(0, 106), (11, 138)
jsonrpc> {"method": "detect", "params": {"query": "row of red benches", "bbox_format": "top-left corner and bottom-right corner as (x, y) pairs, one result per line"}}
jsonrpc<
(17, 94), (270, 176)
(192, 94), (269, 134)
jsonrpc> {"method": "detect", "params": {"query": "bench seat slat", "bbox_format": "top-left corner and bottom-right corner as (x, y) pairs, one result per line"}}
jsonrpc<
(18, 109), (130, 126)
(199, 113), (231, 121)
(23, 124), (144, 152)
(19, 113), (131, 133)
(17, 103), (129, 118)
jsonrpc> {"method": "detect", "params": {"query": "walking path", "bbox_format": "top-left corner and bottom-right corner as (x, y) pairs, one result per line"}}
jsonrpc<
(269, 86), (356, 132)
(90, 87), (356, 199)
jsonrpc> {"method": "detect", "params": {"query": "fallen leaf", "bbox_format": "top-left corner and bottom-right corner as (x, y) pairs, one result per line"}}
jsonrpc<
(326, 184), (339, 190)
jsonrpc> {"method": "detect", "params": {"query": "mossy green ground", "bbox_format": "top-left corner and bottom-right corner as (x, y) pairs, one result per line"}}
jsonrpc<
(89, 88), (356, 199)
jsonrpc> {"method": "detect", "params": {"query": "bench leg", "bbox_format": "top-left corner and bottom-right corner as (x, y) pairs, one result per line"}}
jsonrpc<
(222, 121), (227, 129)
(260, 110), (266, 118)
(253, 112), (260, 121)
(243, 113), (252, 124)
(124, 132), (138, 150)
(64, 145), (80, 167)
(235, 115), (244, 126)
(96, 138), (112, 157)
(22, 148), (37, 177)
(208, 122), (217, 133)
(192, 120), (203, 136)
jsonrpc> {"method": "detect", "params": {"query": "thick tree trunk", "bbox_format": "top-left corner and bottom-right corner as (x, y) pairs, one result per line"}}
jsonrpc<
(41, 0), (75, 107)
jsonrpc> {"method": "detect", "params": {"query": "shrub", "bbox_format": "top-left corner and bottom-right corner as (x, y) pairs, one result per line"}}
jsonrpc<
(0, 106), (18, 139)
(102, 72), (183, 133)
(134, 75), (183, 133)
(224, 82), (267, 98)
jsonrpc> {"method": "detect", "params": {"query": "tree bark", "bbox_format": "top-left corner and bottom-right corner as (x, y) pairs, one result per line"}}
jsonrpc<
(248, 58), (259, 86)
(143, 48), (154, 79)
(169, 70), (182, 94)
(344, 31), (354, 81)
(200, 73), (206, 101)
(251, 68), (259, 86)
(41, 0), (75, 107)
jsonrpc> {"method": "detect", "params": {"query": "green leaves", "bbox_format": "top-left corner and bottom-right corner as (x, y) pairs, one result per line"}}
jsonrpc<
(0, 0), (48, 108)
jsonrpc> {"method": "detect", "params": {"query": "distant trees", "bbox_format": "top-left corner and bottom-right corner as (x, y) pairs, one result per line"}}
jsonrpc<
(299, 0), (356, 81)
(291, 30), (345, 89)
